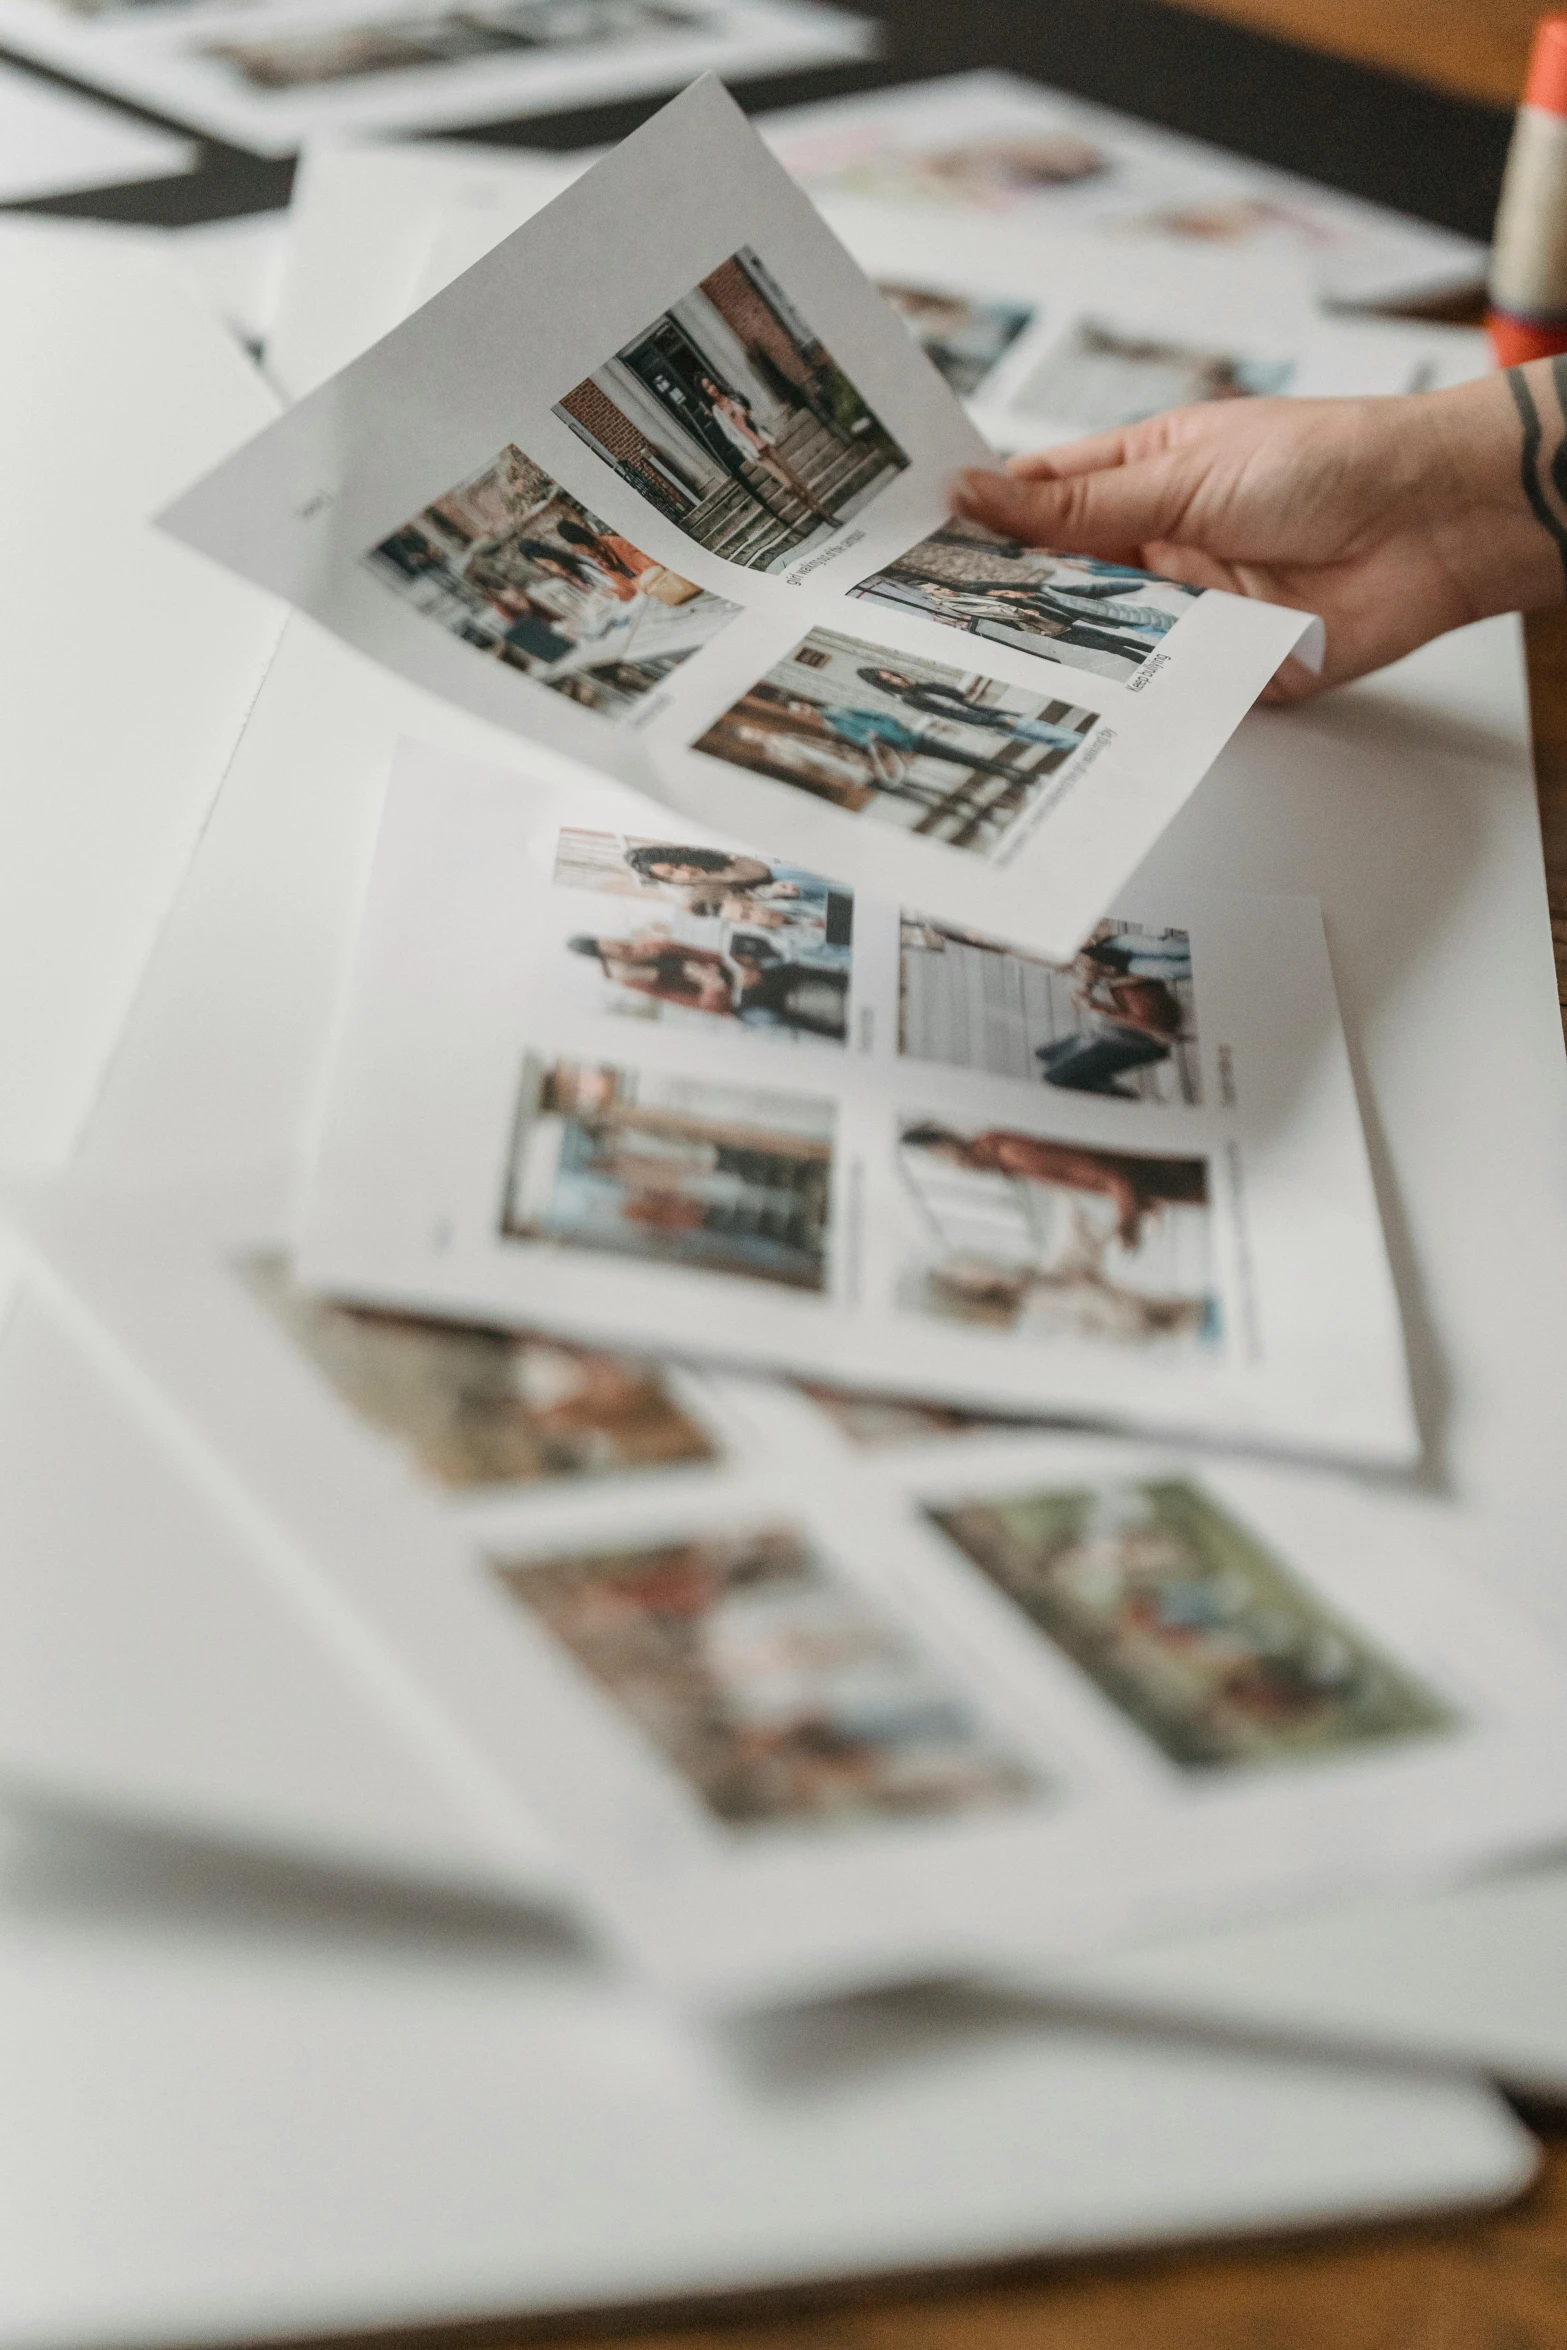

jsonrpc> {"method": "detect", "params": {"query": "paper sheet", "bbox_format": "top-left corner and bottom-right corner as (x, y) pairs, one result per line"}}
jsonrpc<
(267, 139), (582, 396)
(0, 55), (193, 197)
(757, 70), (1488, 311)
(162, 80), (1318, 962)
(18, 1158), (1567, 2010)
(172, 207), (293, 355)
(297, 741), (1414, 1461)
(0, 1800), (1536, 2350)
(21, 583), (1567, 2081)
(0, 223), (283, 1174)
(421, 186), (1425, 460)
(0, 0), (870, 155)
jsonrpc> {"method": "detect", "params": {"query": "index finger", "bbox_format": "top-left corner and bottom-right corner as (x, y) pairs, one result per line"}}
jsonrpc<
(1006, 428), (1139, 482)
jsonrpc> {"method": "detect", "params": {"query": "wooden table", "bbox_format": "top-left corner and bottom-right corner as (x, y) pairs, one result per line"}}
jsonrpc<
(411, 9), (1565, 2347)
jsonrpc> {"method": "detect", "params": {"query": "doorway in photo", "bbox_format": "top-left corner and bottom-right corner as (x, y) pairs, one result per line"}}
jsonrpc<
(555, 246), (908, 574)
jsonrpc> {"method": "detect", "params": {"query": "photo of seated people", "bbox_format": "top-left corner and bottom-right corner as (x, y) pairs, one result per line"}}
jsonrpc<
(900, 913), (1197, 1102)
(555, 245), (909, 575)
(363, 440), (738, 719)
(851, 518), (1202, 686)
(551, 828), (854, 1044)
(897, 1119), (1216, 1347)
(695, 626), (1096, 853)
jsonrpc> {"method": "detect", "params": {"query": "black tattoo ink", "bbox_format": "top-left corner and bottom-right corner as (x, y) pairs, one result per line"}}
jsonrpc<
(1549, 356), (1567, 511)
(1509, 364), (1567, 592)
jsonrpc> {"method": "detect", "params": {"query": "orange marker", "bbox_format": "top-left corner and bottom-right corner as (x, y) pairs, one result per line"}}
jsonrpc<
(1491, 15), (1567, 364)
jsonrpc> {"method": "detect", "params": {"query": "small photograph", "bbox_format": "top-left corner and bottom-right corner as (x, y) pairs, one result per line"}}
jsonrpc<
(1116, 197), (1343, 254)
(876, 281), (1036, 400)
(554, 833), (853, 1045)
(900, 913), (1198, 1102)
(927, 1479), (1455, 1770)
(797, 1381), (1020, 1448)
(501, 1056), (835, 1291)
(241, 1252), (714, 1488)
(896, 1118), (1216, 1347)
(1014, 319), (1294, 431)
(809, 132), (1111, 208)
(850, 518), (1202, 687)
(554, 245), (909, 575)
(692, 627), (1096, 854)
(492, 1524), (1039, 1829)
(363, 442), (738, 721)
(202, 0), (705, 93)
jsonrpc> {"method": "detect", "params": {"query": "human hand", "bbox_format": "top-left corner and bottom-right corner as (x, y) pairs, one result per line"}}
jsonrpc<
(954, 367), (1567, 700)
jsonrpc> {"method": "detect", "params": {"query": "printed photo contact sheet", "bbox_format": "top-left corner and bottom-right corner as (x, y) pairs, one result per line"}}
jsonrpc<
(294, 745), (1415, 1463)
(161, 76), (1319, 962)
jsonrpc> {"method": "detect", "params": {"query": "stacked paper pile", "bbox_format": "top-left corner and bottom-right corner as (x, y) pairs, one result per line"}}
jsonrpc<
(4, 60), (1567, 2350)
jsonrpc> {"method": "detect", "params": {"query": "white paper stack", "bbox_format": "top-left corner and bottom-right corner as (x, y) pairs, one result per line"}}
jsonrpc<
(6, 61), (1567, 2350)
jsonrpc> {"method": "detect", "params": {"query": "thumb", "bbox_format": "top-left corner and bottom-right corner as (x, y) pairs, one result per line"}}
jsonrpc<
(953, 459), (1197, 561)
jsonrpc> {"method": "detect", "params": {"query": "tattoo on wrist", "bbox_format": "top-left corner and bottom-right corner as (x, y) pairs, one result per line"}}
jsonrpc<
(1508, 359), (1567, 591)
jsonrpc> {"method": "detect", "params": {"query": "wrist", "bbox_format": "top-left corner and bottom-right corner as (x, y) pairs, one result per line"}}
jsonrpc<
(1425, 367), (1567, 617)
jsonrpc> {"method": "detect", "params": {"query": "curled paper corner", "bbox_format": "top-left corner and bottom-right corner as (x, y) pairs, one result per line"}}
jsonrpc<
(1294, 612), (1327, 673)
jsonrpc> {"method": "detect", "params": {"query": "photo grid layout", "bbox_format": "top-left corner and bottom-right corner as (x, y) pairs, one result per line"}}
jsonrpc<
(900, 913), (1198, 1103)
(896, 1119), (1216, 1348)
(491, 1524), (1042, 1831)
(929, 1479), (1456, 1770)
(500, 1055), (837, 1291)
(363, 441), (739, 720)
(552, 826), (854, 1046)
(555, 245), (909, 575)
(693, 626), (1096, 852)
(849, 520), (1204, 688)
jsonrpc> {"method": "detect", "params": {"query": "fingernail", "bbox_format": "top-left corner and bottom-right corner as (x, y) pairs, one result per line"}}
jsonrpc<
(953, 466), (1015, 511)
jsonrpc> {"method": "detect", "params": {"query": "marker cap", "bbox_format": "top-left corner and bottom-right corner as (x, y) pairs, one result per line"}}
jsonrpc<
(1525, 14), (1567, 118)
(1489, 308), (1567, 364)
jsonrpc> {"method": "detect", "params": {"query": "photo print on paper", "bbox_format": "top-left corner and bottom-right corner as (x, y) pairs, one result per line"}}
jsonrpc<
(1115, 197), (1351, 254)
(896, 1118), (1215, 1346)
(241, 1253), (714, 1488)
(201, 0), (710, 91)
(796, 1381), (1019, 1448)
(491, 1524), (1040, 1829)
(554, 246), (909, 575)
(876, 282), (1035, 399)
(363, 443), (739, 721)
(692, 627), (1096, 854)
(796, 128), (1112, 209)
(554, 829), (853, 1046)
(1015, 320), (1293, 431)
(900, 913), (1198, 1103)
(501, 1055), (835, 1290)
(927, 1479), (1456, 1770)
(849, 519), (1202, 688)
